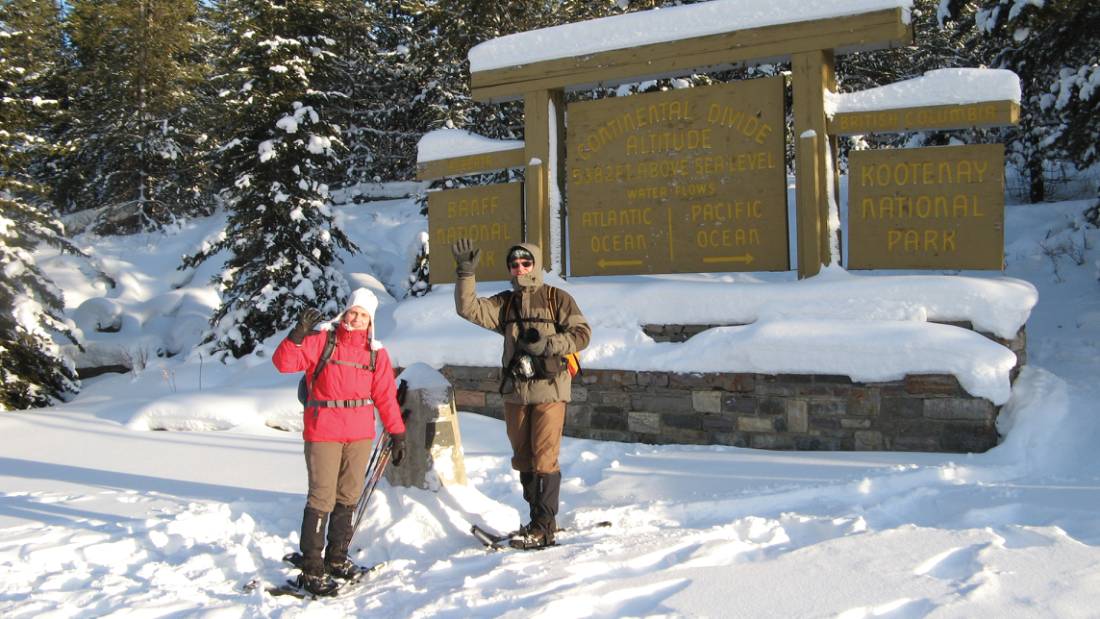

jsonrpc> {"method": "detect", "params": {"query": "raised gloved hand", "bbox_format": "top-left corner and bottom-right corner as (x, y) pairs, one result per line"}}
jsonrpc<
(451, 238), (481, 276)
(289, 308), (323, 344)
(390, 432), (406, 467)
(522, 326), (549, 356)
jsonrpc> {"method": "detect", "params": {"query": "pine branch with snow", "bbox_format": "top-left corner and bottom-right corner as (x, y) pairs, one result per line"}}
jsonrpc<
(184, 0), (357, 359)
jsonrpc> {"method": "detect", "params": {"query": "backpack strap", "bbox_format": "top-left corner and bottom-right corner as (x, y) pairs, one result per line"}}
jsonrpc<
(547, 286), (561, 332)
(329, 348), (376, 372)
(310, 329), (338, 385)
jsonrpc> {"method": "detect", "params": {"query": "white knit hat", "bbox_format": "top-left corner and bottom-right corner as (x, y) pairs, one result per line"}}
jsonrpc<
(345, 288), (379, 320)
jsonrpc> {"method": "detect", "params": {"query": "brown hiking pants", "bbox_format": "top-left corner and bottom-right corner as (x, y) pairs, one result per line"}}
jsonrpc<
(304, 439), (372, 512)
(504, 401), (566, 474)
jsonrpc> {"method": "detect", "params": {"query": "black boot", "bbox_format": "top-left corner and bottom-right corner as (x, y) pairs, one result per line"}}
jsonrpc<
(324, 503), (361, 579)
(519, 471), (537, 531)
(511, 472), (561, 550)
(297, 507), (338, 596)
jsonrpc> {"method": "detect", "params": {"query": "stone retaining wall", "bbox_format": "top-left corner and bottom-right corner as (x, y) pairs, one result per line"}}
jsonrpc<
(438, 326), (1026, 454)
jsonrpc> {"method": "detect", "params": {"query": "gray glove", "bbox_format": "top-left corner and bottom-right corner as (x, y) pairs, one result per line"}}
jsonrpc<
(451, 239), (481, 276)
(289, 308), (322, 344)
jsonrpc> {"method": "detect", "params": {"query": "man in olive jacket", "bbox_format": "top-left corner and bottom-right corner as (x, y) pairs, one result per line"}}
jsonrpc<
(452, 239), (591, 549)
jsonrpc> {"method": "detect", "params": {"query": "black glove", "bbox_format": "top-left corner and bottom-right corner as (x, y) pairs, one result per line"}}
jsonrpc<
(289, 308), (322, 344)
(451, 239), (481, 276)
(390, 432), (406, 467)
(522, 327), (548, 356)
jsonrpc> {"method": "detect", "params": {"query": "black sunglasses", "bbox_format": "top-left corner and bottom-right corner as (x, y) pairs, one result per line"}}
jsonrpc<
(509, 259), (533, 269)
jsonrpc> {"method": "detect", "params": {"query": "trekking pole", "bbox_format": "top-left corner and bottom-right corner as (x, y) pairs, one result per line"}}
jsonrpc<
(352, 436), (392, 534)
(350, 379), (410, 536)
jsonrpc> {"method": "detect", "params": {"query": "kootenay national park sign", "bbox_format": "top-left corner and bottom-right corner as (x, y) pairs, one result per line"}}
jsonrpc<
(847, 144), (1005, 270)
(566, 78), (788, 276)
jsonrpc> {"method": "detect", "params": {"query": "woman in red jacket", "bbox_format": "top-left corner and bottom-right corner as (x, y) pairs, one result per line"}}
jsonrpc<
(272, 288), (406, 595)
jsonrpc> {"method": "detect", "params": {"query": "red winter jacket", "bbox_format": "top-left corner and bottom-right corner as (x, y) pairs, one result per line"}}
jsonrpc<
(273, 326), (406, 442)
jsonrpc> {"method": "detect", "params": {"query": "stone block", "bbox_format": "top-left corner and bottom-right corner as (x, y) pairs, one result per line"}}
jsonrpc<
(815, 374), (855, 385)
(940, 429), (998, 453)
(854, 430), (884, 451)
(592, 408), (628, 431)
(723, 373), (756, 393)
(591, 391), (631, 408)
(923, 398), (996, 423)
(751, 433), (796, 450)
(668, 372), (712, 389)
(628, 411), (661, 434)
(795, 435), (841, 450)
(692, 390), (723, 413)
(808, 416), (841, 431)
(722, 394), (757, 414)
(453, 389), (485, 408)
(880, 396), (923, 419)
(660, 427), (709, 444)
(758, 398), (785, 416)
(738, 416), (775, 432)
(474, 380), (502, 392)
(787, 400), (809, 433)
(600, 370), (638, 387)
(905, 374), (964, 396)
(632, 394), (693, 413)
(570, 385), (588, 402)
(566, 404), (591, 428)
(637, 372), (670, 388)
(663, 412), (703, 431)
(808, 399), (847, 417)
(846, 388), (879, 416)
(889, 435), (941, 452)
(841, 418), (872, 429)
(803, 375), (854, 397)
(588, 429), (634, 442)
(756, 375), (798, 397)
(442, 365), (498, 381)
(701, 413), (736, 433)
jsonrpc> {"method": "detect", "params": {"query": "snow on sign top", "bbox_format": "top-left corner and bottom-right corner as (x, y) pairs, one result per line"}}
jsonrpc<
(416, 129), (523, 163)
(827, 68), (1023, 114)
(468, 0), (913, 73)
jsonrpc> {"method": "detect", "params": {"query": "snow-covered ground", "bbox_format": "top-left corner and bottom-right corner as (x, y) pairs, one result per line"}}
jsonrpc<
(4, 182), (1100, 617)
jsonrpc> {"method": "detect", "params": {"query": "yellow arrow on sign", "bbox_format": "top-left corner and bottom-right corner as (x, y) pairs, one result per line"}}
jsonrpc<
(702, 254), (755, 264)
(597, 258), (644, 268)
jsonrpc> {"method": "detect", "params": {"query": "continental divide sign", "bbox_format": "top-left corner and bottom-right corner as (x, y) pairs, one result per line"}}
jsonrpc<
(566, 77), (788, 276)
(847, 144), (1005, 270)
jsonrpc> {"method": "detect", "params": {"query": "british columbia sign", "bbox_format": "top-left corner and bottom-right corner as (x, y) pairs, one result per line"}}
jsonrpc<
(847, 144), (1005, 270)
(566, 77), (789, 276)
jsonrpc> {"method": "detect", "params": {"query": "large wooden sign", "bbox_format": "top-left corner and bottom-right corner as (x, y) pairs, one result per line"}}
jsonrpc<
(847, 144), (1004, 270)
(566, 77), (788, 276)
(428, 182), (523, 284)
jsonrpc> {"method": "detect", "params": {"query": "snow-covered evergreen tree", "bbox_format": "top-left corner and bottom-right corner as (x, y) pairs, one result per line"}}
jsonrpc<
(940, 0), (1100, 205)
(1, 1), (81, 409)
(58, 0), (212, 232)
(184, 0), (356, 359)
